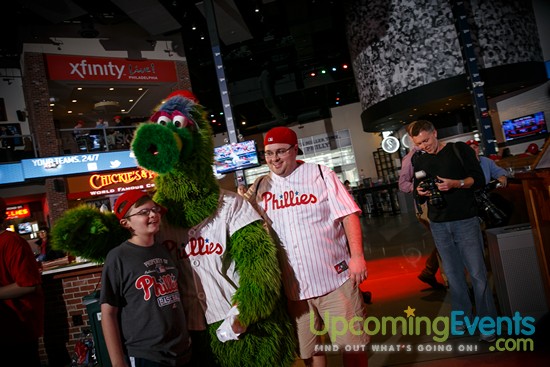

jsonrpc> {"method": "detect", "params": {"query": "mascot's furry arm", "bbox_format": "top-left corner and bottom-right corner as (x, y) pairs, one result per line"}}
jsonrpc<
(228, 221), (281, 324)
(131, 91), (296, 367)
(50, 205), (129, 263)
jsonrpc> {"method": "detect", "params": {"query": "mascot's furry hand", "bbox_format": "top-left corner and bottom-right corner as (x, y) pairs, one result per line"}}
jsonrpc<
(131, 91), (296, 367)
(50, 205), (129, 263)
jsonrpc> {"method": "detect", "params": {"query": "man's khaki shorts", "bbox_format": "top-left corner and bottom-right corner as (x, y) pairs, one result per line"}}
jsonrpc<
(287, 279), (370, 359)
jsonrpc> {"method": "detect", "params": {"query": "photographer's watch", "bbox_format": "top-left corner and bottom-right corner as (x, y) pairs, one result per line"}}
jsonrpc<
(459, 179), (465, 188)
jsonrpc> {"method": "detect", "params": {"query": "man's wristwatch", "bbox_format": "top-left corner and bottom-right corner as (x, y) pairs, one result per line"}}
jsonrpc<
(459, 179), (465, 188)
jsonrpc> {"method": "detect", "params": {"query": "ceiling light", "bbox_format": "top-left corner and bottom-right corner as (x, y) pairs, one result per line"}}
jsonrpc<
(94, 101), (120, 112)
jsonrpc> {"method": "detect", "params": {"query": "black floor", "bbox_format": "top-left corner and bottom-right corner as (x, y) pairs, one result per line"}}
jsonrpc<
(294, 210), (550, 366)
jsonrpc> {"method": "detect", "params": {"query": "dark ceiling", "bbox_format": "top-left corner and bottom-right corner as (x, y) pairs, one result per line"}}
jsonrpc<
(0, 0), (359, 135)
(1, 0), (544, 137)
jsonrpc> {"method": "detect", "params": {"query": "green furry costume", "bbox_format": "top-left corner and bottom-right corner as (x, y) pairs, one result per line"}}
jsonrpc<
(51, 91), (296, 366)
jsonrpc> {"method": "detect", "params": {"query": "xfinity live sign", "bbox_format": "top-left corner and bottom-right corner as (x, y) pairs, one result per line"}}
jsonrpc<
(45, 54), (178, 83)
(311, 306), (536, 353)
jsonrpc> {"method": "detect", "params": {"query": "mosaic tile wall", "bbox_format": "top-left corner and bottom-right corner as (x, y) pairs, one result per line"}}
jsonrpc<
(345, 0), (542, 111)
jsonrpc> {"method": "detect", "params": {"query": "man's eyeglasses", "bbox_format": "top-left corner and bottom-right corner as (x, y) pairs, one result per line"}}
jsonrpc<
(264, 145), (295, 158)
(125, 206), (162, 219)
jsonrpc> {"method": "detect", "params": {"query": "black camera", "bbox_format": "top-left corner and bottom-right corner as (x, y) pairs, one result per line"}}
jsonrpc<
(415, 171), (445, 208)
(475, 180), (507, 227)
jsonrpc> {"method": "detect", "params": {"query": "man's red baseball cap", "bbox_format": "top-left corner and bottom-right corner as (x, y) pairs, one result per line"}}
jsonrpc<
(264, 127), (303, 155)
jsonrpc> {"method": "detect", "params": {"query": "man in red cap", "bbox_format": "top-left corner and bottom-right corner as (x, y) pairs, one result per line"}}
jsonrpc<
(100, 190), (191, 366)
(0, 197), (44, 366)
(246, 126), (370, 366)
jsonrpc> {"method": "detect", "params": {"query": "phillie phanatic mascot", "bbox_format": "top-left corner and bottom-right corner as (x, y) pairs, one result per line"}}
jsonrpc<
(51, 91), (296, 366)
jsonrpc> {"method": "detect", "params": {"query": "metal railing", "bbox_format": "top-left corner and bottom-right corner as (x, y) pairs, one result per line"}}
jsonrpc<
(58, 126), (137, 154)
(0, 133), (38, 163)
(0, 126), (138, 163)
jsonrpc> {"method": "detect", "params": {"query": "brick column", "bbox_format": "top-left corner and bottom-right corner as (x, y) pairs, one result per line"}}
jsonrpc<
(174, 60), (192, 91)
(22, 52), (69, 223)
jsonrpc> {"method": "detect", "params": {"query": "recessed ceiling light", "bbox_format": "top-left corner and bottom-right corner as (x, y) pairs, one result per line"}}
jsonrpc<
(109, 87), (114, 91)
(72, 100), (77, 103)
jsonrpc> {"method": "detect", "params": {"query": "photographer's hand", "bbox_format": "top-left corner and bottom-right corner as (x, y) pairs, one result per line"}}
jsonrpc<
(436, 176), (472, 191)
(497, 176), (507, 188)
(416, 185), (430, 196)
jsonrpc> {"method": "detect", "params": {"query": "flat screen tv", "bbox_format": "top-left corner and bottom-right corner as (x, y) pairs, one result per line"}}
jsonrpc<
(213, 140), (260, 174)
(17, 222), (33, 235)
(501, 111), (548, 143)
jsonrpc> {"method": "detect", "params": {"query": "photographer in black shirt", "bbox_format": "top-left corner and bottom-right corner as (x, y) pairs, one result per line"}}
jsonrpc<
(409, 120), (498, 343)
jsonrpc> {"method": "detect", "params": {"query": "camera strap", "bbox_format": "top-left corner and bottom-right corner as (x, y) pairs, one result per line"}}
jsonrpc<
(452, 143), (465, 170)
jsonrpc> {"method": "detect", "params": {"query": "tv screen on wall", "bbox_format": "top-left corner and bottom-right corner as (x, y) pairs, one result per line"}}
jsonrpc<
(17, 222), (33, 235)
(501, 111), (548, 143)
(213, 140), (260, 174)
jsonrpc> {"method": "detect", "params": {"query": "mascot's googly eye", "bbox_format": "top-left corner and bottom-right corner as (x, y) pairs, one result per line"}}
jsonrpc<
(172, 110), (195, 129)
(171, 111), (185, 128)
(150, 111), (172, 126)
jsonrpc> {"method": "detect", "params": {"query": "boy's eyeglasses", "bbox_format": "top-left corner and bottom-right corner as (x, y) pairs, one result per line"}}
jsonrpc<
(125, 206), (162, 219)
(264, 145), (295, 158)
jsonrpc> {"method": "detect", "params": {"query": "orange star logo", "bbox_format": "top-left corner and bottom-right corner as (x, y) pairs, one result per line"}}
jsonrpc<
(404, 306), (416, 318)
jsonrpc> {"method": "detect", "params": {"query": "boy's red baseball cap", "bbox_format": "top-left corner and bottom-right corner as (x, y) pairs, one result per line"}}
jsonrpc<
(114, 190), (150, 219)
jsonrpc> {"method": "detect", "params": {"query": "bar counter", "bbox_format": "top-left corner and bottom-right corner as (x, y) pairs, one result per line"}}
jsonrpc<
(39, 259), (104, 365)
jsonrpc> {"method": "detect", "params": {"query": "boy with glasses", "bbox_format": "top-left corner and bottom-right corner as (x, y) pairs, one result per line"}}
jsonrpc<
(100, 190), (191, 367)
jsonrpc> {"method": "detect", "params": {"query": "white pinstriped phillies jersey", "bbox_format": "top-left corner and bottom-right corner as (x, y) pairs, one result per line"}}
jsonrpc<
(248, 162), (361, 301)
(156, 190), (263, 326)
